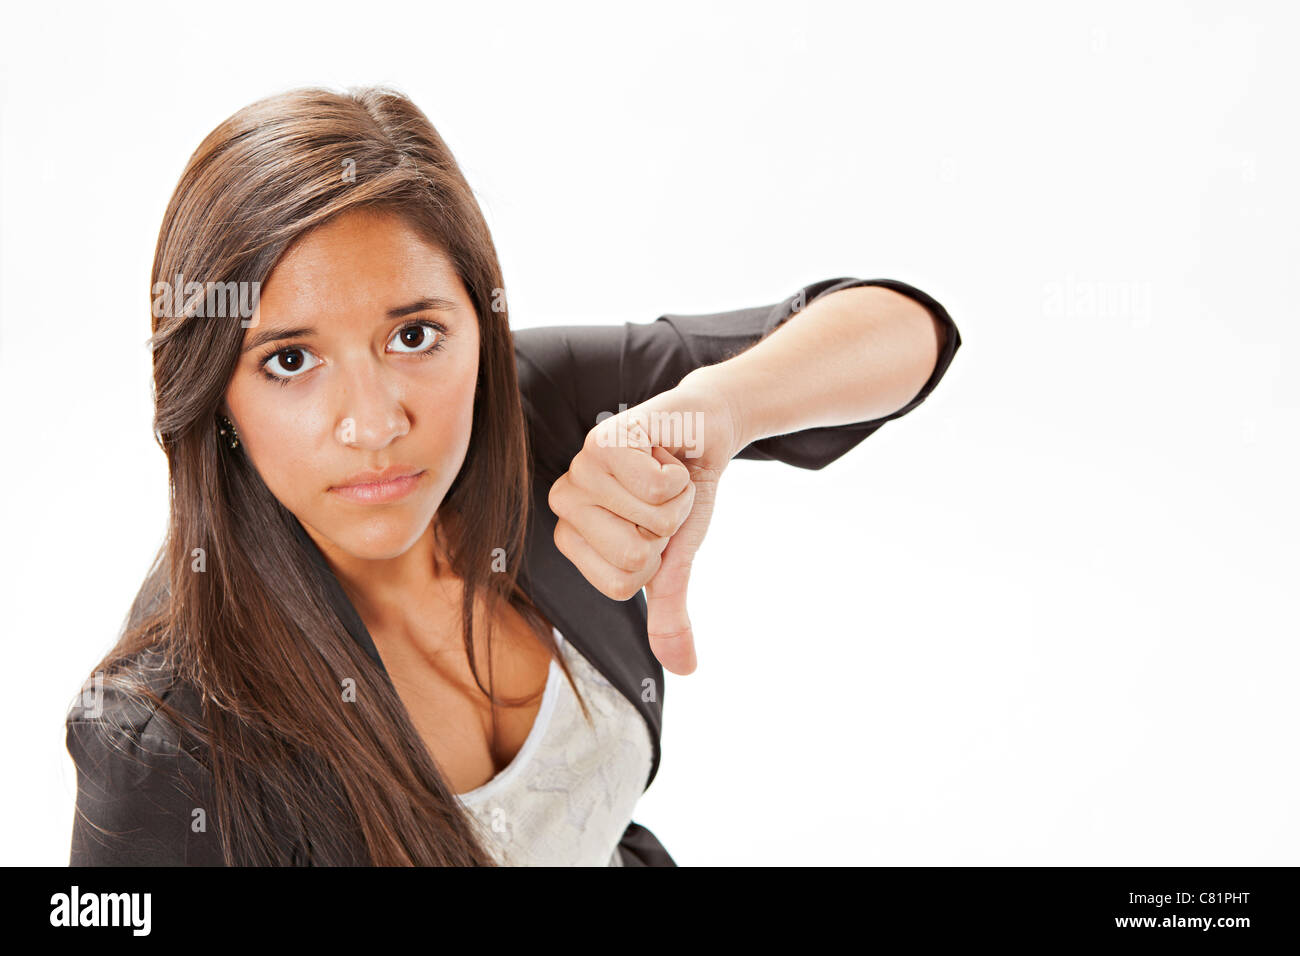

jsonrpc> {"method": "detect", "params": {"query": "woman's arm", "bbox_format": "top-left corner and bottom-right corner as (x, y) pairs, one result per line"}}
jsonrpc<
(514, 276), (960, 476)
(680, 284), (951, 450)
(536, 277), (961, 674)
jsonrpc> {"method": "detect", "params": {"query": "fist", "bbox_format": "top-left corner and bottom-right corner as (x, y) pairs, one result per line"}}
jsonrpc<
(547, 380), (742, 675)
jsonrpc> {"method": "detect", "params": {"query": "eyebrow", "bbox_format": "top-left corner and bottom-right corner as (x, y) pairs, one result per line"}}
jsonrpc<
(241, 297), (459, 354)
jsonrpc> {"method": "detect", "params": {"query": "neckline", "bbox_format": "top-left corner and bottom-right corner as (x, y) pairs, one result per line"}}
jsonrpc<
(289, 514), (663, 793)
(455, 626), (567, 804)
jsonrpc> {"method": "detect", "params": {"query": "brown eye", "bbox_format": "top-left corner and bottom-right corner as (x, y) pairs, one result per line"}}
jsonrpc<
(387, 322), (445, 355)
(263, 347), (320, 380)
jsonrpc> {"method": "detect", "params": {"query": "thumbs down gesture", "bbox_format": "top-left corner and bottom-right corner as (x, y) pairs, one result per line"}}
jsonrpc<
(547, 375), (744, 675)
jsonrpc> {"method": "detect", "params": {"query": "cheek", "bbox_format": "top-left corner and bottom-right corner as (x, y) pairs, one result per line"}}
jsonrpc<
(413, 370), (477, 477)
(239, 401), (337, 505)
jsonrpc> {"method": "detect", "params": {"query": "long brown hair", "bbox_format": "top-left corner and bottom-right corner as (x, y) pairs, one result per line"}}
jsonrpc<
(76, 86), (588, 865)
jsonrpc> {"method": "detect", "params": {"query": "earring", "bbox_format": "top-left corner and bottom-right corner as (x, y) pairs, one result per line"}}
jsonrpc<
(217, 414), (240, 450)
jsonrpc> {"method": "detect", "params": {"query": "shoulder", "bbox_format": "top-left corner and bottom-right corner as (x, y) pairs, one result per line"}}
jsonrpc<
(65, 645), (220, 866)
(66, 644), (204, 758)
(512, 324), (621, 480)
(512, 322), (629, 400)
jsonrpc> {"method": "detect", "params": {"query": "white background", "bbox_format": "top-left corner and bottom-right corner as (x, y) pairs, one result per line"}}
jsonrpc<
(2, 1), (1296, 865)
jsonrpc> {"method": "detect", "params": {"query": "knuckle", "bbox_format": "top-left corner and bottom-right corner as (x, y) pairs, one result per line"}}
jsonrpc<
(547, 475), (567, 512)
(570, 450), (598, 487)
(640, 551), (662, 583)
(595, 563), (641, 601)
(597, 570), (621, 600)
(586, 420), (616, 454)
(638, 512), (673, 539)
(650, 470), (679, 504)
(620, 537), (655, 572)
(610, 574), (641, 602)
(650, 512), (681, 541)
(638, 473), (672, 506)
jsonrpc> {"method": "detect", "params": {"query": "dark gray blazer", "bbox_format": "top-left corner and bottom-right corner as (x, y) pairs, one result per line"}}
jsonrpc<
(65, 276), (962, 866)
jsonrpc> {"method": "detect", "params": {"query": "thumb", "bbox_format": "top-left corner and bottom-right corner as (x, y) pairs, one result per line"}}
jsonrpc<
(644, 447), (707, 676)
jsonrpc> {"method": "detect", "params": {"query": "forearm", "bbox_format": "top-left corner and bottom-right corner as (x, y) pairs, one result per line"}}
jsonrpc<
(681, 285), (947, 448)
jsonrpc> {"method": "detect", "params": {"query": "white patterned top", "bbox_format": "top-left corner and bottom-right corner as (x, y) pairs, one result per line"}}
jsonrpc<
(454, 626), (654, 866)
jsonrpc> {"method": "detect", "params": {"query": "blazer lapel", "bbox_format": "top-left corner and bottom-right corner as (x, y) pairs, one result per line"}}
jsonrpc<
(290, 489), (666, 792)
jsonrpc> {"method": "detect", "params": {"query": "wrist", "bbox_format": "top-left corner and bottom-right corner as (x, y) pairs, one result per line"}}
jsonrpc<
(677, 364), (753, 461)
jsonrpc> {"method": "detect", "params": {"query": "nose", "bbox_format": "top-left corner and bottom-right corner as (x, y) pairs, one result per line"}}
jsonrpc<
(333, 357), (410, 450)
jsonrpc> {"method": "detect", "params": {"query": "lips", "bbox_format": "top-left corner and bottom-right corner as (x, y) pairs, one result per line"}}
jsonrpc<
(329, 466), (427, 504)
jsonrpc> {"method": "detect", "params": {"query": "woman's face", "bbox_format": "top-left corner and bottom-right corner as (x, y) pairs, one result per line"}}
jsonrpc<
(223, 208), (480, 564)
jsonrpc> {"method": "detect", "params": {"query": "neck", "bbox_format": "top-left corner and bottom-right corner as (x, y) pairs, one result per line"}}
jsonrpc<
(305, 511), (462, 632)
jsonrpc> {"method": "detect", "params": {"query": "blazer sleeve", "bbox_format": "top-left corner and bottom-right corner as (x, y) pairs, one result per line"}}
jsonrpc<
(512, 276), (961, 478)
(66, 701), (224, 866)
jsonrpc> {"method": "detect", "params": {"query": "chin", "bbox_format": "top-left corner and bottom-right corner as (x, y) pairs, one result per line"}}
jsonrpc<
(327, 508), (435, 561)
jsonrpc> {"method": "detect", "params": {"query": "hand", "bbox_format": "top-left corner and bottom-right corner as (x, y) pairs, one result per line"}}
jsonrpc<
(547, 375), (744, 675)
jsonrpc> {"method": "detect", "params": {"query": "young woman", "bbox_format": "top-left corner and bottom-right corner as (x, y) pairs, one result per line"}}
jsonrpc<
(65, 85), (962, 866)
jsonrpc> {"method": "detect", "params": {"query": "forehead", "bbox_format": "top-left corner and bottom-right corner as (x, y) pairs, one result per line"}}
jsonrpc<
(260, 209), (461, 315)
